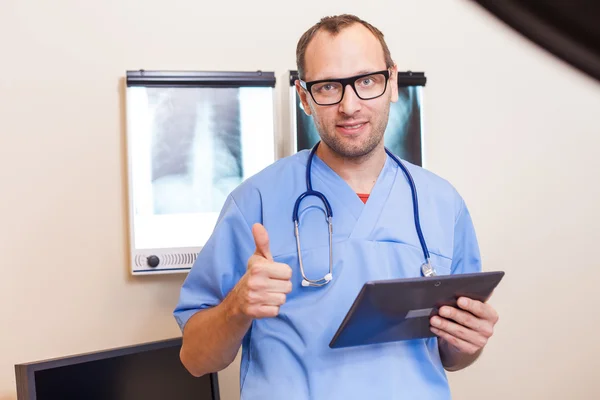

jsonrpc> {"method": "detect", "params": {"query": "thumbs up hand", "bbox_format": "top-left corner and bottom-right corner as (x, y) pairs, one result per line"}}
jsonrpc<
(229, 223), (293, 319)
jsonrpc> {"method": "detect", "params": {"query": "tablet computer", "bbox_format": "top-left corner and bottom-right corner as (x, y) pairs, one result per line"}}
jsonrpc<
(329, 271), (505, 349)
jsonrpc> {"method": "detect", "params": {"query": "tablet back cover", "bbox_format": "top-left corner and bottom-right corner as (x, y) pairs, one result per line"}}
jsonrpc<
(329, 271), (504, 349)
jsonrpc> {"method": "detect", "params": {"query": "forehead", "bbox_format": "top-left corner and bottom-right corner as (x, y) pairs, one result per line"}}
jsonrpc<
(304, 23), (387, 81)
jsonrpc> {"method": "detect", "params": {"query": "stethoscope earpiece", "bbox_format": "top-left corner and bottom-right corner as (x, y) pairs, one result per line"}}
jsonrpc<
(301, 273), (332, 288)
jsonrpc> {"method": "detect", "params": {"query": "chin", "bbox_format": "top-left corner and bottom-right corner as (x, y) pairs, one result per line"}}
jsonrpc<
(327, 136), (380, 159)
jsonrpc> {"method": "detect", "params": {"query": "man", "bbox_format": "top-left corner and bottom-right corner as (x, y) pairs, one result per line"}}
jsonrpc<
(174, 14), (499, 399)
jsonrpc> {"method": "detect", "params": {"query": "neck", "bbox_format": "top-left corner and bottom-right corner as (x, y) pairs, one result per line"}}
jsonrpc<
(316, 142), (387, 194)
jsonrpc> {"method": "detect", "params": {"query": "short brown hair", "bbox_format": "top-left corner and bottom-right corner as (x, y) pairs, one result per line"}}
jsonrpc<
(296, 14), (394, 80)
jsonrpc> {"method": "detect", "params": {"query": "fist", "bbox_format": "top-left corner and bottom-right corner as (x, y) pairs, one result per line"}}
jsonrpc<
(233, 223), (293, 319)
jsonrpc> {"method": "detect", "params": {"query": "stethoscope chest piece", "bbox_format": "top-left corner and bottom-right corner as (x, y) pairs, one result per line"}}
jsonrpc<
(421, 261), (437, 278)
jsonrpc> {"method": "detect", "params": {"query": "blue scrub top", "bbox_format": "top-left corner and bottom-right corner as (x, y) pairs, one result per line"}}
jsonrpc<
(174, 150), (481, 400)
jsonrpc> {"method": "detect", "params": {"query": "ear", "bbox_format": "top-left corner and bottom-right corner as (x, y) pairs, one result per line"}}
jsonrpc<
(389, 64), (399, 103)
(295, 80), (313, 116)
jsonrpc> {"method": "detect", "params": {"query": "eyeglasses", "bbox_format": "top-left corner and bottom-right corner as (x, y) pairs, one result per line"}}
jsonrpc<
(299, 69), (390, 106)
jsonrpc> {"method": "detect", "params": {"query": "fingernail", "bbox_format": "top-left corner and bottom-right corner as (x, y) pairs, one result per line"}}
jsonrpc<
(431, 317), (440, 326)
(439, 307), (449, 317)
(459, 298), (469, 307)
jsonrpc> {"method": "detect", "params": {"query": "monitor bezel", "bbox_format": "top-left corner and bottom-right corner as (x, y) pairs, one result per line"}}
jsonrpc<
(14, 337), (220, 400)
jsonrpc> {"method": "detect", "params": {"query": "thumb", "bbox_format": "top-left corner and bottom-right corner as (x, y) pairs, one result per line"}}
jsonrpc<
(252, 223), (273, 261)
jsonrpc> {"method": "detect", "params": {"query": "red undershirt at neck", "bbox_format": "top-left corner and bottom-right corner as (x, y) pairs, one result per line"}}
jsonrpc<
(357, 193), (369, 204)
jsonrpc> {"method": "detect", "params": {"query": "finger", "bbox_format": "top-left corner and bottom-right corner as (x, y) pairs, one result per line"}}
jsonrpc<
(430, 327), (480, 356)
(264, 262), (293, 280)
(262, 292), (287, 306)
(257, 305), (279, 318)
(439, 306), (484, 333)
(430, 316), (488, 348)
(266, 278), (293, 294)
(457, 297), (499, 323)
(248, 261), (292, 281)
(247, 305), (279, 319)
(252, 223), (273, 261)
(439, 305), (495, 338)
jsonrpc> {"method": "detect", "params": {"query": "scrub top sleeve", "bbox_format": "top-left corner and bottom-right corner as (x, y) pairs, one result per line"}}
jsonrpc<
(451, 197), (482, 275)
(173, 194), (255, 332)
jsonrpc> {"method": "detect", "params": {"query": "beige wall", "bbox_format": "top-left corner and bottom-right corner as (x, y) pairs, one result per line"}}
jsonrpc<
(1, 0), (600, 399)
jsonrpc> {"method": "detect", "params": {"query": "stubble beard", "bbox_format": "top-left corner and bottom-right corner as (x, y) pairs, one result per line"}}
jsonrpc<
(314, 104), (390, 161)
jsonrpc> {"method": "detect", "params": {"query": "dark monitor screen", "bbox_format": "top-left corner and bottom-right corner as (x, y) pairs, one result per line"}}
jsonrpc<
(15, 338), (219, 400)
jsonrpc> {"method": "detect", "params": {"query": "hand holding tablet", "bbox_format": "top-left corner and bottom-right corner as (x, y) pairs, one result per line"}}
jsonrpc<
(329, 271), (505, 349)
(430, 294), (500, 356)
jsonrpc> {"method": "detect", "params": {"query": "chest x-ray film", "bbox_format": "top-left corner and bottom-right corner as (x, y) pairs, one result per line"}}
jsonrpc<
(125, 71), (276, 274)
(289, 71), (425, 166)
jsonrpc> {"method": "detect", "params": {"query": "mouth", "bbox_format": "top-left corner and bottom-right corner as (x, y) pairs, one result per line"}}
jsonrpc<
(336, 121), (368, 136)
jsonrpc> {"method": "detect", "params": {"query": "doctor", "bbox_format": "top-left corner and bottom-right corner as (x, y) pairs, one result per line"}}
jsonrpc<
(174, 14), (499, 399)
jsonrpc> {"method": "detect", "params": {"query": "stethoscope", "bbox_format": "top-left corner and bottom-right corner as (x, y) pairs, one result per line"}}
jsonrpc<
(293, 141), (437, 287)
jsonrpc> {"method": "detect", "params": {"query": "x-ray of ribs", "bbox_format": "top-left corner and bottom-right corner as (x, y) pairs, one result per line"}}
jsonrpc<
(148, 87), (243, 215)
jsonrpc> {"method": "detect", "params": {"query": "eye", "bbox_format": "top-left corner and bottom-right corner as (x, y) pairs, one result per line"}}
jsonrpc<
(313, 83), (340, 94)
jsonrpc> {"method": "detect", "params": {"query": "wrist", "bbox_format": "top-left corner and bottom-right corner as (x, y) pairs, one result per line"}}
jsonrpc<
(438, 338), (482, 371)
(222, 289), (253, 328)
(438, 339), (459, 369)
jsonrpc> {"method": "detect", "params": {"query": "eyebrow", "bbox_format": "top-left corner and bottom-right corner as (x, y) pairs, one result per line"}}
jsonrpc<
(311, 69), (383, 81)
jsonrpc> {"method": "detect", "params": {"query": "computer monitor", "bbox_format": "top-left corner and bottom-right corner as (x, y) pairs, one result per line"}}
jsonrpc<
(125, 70), (277, 275)
(15, 337), (219, 400)
(289, 70), (426, 167)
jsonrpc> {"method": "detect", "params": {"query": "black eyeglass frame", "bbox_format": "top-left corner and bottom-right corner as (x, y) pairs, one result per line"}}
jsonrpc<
(299, 69), (391, 106)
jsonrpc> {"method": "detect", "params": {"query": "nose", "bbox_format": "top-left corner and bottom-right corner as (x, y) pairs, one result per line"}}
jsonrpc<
(338, 84), (362, 115)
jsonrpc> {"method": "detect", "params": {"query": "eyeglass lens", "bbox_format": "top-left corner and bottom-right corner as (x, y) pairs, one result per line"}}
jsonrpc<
(311, 72), (387, 105)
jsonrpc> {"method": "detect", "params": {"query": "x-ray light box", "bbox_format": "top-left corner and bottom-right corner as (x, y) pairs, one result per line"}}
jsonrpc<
(125, 70), (276, 275)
